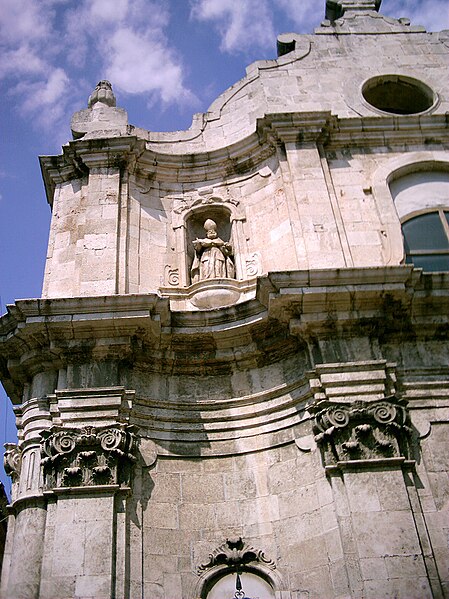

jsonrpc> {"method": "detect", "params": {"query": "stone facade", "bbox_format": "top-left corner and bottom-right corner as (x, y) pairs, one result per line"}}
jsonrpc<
(1, 1), (449, 598)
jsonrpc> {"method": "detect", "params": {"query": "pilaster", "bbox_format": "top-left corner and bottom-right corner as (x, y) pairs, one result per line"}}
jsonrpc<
(265, 113), (348, 270)
(308, 361), (441, 598)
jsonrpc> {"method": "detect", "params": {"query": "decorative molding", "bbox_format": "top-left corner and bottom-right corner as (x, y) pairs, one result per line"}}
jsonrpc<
(309, 396), (412, 466)
(41, 424), (138, 489)
(245, 252), (262, 278)
(173, 195), (239, 216)
(4, 443), (22, 482)
(197, 537), (276, 575)
(307, 360), (398, 405)
(165, 266), (180, 286)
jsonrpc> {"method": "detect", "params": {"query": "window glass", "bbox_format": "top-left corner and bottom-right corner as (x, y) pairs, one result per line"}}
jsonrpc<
(402, 213), (448, 250)
(407, 254), (449, 272)
(402, 210), (449, 272)
(390, 169), (449, 272)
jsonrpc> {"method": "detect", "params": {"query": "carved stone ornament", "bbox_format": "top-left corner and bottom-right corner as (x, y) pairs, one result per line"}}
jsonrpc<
(173, 195), (239, 216)
(88, 80), (116, 108)
(4, 443), (22, 482)
(165, 266), (180, 286)
(309, 396), (412, 466)
(40, 424), (138, 489)
(245, 252), (262, 277)
(197, 537), (276, 575)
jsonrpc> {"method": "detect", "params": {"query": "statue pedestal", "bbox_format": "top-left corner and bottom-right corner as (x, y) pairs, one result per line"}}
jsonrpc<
(160, 278), (257, 311)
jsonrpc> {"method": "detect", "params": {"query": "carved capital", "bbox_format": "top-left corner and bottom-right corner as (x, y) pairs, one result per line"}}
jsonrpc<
(4, 443), (22, 482)
(197, 537), (275, 575)
(309, 396), (412, 465)
(41, 424), (138, 489)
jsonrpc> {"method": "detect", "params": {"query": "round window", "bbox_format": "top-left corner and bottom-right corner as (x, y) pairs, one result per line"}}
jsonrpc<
(362, 75), (436, 115)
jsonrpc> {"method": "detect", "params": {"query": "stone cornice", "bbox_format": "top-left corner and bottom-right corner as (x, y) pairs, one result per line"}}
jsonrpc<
(39, 112), (448, 200)
(0, 267), (448, 402)
(39, 136), (146, 206)
(259, 112), (332, 144)
(326, 114), (449, 148)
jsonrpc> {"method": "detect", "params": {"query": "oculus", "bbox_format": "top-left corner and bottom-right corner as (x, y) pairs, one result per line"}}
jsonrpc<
(362, 75), (435, 115)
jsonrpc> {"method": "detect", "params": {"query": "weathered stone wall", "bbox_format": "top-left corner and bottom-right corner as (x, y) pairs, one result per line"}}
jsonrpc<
(40, 8), (449, 300)
(2, 3), (449, 598)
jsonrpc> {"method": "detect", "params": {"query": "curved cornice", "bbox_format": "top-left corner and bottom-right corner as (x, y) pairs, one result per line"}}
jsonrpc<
(40, 111), (449, 204)
(1, 267), (448, 456)
(1, 267), (448, 394)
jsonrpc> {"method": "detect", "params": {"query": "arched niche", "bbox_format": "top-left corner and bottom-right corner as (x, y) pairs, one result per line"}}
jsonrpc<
(169, 195), (261, 289)
(202, 567), (276, 599)
(193, 563), (287, 599)
(186, 205), (234, 285)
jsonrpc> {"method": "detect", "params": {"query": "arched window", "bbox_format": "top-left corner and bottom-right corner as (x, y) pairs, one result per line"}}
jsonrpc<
(389, 169), (449, 272)
(402, 209), (449, 271)
(206, 571), (275, 599)
(194, 537), (282, 599)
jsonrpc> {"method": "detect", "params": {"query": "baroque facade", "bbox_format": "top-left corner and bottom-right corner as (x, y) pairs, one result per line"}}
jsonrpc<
(1, 1), (449, 597)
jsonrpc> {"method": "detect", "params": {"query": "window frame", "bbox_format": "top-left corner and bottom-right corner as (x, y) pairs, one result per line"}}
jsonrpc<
(400, 207), (449, 269)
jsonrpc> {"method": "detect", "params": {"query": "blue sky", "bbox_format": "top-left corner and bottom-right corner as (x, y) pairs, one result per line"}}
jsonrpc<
(0, 0), (448, 495)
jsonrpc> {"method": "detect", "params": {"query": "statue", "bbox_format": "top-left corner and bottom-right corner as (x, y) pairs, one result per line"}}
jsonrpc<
(191, 219), (235, 283)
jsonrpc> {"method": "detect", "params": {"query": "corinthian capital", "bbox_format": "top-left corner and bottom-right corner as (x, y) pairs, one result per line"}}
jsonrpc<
(40, 424), (138, 490)
(309, 396), (412, 466)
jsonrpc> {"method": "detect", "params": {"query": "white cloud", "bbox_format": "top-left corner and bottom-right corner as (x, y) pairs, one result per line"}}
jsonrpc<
(0, 45), (47, 78)
(0, 0), (53, 44)
(63, 0), (194, 103)
(191, 0), (275, 53)
(276, 0), (319, 33)
(382, 0), (449, 31)
(89, 0), (130, 23)
(11, 68), (73, 132)
(20, 69), (70, 111)
(0, 0), (196, 139)
(104, 27), (196, 105)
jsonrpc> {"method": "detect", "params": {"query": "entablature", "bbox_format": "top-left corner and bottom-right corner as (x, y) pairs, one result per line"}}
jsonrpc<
(40, 110), (449, 204)
(1, 267), (448, 403)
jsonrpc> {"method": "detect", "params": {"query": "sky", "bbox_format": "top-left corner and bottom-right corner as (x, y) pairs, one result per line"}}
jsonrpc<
(0, 0), (448, 496)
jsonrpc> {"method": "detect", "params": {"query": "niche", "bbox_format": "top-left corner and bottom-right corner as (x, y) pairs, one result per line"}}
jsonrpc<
(186, 207), (234, 285)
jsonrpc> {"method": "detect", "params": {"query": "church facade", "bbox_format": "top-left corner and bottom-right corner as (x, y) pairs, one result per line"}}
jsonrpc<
(1, 1), (449, 597)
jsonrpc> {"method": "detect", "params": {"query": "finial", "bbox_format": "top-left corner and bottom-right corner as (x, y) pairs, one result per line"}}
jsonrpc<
(88, 80), (116, 109)
(325, 0), (381, 21)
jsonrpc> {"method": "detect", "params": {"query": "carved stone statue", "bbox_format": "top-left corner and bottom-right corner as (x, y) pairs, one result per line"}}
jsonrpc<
(191, 219), (235, 283)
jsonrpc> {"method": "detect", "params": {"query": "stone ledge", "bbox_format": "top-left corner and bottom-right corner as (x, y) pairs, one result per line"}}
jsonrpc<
(7, 493), (47, 514)
(325, 457), (416, 475)
(43, 484), (129, 497)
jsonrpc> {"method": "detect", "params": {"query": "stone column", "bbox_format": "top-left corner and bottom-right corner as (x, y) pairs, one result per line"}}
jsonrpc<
(230, 215), (247, 280)
(4, 499), (47, 599)
(1, 383), (54, 599)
